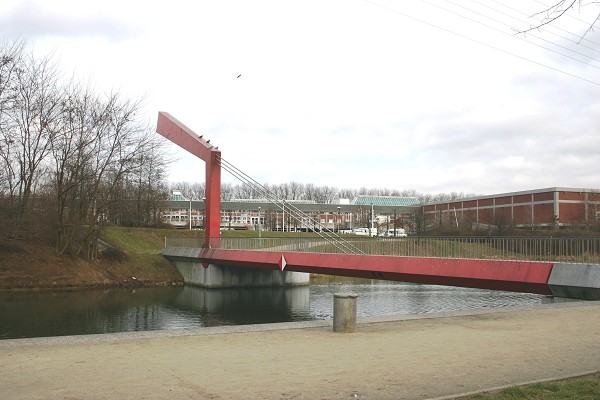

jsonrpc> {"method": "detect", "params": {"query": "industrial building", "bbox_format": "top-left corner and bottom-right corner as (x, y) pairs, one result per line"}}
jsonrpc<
(422, 187), (600, 230)
(162, 190), (419, 232)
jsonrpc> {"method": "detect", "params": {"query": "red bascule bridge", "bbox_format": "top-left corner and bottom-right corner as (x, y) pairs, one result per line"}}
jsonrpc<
(157, 112), (600, 301)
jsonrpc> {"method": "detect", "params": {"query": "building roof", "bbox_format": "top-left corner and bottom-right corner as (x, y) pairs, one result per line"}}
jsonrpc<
(170, 190), (189, 202)
(351, 195), (420, 207)
(422, 187), (600, 206)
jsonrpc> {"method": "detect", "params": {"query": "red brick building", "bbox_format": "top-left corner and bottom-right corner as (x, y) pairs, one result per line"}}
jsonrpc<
(423, 187), (600, 230)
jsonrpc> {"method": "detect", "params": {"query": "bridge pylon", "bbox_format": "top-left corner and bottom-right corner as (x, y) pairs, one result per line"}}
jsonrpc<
(156, 112), (221, 248)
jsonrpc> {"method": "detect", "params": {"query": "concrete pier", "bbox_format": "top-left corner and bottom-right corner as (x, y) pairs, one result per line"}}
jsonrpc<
(162, 247), (309, 288)
(170, 259), (309, 288)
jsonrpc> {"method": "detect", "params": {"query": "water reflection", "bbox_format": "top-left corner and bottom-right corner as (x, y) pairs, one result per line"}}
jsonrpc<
(171, 286), (310, 326)
(309, 282), (544, 319)
(0, 287), (186, 339)
(0, 282), (544, 340)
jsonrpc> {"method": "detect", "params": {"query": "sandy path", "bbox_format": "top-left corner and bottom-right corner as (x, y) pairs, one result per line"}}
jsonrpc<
(1, 303), (599, 400)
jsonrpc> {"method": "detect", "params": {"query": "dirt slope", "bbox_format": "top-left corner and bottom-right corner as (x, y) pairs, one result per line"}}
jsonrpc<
(0, 237), (183, 290)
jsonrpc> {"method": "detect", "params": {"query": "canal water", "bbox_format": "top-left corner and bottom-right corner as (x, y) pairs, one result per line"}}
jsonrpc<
(0, 280), (545, 340)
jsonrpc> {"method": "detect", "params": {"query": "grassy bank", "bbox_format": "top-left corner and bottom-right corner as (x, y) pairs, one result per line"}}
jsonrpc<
(0, 226), (191, 290)
(459, 371), (600, 399)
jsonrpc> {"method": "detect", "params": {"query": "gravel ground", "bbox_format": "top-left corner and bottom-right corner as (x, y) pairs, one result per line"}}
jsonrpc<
(1, 301), (599, 400)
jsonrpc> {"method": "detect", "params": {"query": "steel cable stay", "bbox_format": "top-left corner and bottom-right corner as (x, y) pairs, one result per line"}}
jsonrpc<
(219, 161), (362, 255)
(218, 157), (365, 255)
(217, 156), (365, 255)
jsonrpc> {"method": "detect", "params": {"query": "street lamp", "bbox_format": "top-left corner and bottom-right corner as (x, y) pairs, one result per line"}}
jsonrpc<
(386, 211), (389, 235)
(349, 210), (353, 230)
(258, 206), (262, 238)
(189, 198), (192, 230)
(371, 203), (375, 237)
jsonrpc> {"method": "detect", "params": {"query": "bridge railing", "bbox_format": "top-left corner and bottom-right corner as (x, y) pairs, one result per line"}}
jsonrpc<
(164, 236), (600, 264)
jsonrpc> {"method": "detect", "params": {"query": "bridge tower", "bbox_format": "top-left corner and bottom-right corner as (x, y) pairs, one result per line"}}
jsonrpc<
(156, 112), (220, 248)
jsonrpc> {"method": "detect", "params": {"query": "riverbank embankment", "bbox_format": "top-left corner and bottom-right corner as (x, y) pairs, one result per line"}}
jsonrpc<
(0, 227), (185, 290)
(0, 227), (369, 290)
(2, 301), (599, 400)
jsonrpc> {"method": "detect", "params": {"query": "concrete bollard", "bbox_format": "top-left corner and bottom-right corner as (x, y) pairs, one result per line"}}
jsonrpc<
(333, 293), (358, 333)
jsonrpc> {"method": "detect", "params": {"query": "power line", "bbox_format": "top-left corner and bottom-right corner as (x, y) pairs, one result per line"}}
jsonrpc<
(362, 0), (600, 86)
(488, 0), (600, 49)
(441, 0), (600, 63)
(533, 0), (600, 40)
(429, 0), (600, 70)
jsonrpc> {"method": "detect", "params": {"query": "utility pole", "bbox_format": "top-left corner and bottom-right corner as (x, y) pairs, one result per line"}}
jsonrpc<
(371, 203), (374, 237)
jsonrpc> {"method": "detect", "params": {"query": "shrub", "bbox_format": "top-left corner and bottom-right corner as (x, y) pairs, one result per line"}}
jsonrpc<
(99, 246), (129, 263)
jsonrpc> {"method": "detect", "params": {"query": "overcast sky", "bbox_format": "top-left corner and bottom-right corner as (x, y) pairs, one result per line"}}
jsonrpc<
(2, 0), (599, 195)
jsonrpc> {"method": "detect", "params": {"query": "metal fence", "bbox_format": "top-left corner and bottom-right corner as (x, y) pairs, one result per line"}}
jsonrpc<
(164, 236), (600, 264)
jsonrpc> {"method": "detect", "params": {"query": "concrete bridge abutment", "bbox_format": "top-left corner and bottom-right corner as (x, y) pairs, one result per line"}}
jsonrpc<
(547, 263), (600, 301)
(172, 261), (309, 288)
(163, 247), (309, 288)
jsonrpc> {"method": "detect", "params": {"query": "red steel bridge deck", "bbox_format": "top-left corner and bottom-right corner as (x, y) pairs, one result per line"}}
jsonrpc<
(195, 248), (555, 295)
(163, 242), (600, 300)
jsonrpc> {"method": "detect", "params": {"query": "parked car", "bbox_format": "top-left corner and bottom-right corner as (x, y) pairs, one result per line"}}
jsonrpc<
(378, 228), (407, 238)
(352, 228), (378, 237)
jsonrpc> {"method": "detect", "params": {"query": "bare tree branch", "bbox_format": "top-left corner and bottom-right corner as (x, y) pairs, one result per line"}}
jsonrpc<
(519, 0), (600, 42)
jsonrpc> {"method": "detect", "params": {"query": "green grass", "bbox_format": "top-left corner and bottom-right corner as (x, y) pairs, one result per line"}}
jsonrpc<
(220, 230), (324, 238)
(99, 226), (188, 278)
(101, 227), (170, 253)
(460, 373), (600, 400)
(99, 227), (319, 260)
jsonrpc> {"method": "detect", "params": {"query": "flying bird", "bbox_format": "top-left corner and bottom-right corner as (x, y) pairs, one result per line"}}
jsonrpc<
(237, 74), (241, 78)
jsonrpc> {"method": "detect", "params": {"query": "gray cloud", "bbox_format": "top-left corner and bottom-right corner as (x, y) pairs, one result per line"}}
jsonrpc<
(0, 2), (139, 41)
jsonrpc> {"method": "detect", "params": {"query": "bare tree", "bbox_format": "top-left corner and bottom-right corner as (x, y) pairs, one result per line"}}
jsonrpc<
(0, 40), (26, 194)
(50, 80), (97, 252)
(234, 182), (259, 199)
(103, 132), (170, 228)
(271, 183), (290, 200)
(0, 40), (172, 256)
(50, 87), (154, 256)
(72, 93), (151, 257)
(522, 1), (600, 40)
(0, 44), (62, 240)
(320, 185), (339, 204)
(288, 181), (305, 200)
(187, 182), (205, 200)
(170, 181), (203, 200)
(338, 188), (356, 200)
(220, 182), (234, 201)
(408, 208), (428, 236)
(303, 183), (319, 202)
